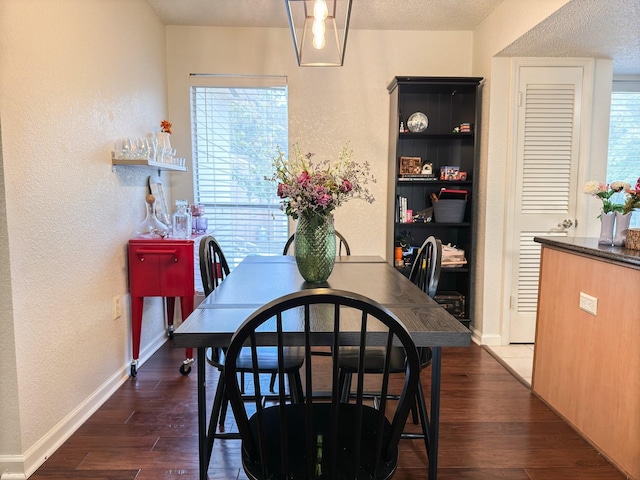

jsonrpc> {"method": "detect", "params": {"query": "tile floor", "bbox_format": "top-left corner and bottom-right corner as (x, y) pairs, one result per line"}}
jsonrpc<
(484, 343), (534, 387)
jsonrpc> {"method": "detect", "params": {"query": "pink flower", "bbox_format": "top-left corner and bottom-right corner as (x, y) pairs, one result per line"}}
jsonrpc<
(277, 183), (287, 198)
(313, 186), (332, 206)
(297, 171), (311, 187)
(340, 178), (352, 193)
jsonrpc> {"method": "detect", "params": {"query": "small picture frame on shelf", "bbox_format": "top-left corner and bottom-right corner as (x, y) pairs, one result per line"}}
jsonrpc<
(439, 166), (467, 181)
(399, 156), (422, 175)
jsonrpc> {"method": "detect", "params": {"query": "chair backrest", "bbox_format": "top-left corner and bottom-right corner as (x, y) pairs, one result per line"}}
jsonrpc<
(408, 236), (442, 298)
(282, 231), (351, 256)
(224, 289), (420, 480)
(198, 235), (231, 297)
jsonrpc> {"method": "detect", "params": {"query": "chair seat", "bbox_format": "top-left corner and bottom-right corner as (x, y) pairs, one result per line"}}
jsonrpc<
(243, 403), (397, 480)
(338, 346), (432, 372)
(235, 347), (304, 372)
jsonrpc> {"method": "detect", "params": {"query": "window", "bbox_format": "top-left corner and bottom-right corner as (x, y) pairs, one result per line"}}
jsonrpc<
(607, 79), (640, 228)
(190, 75), (289, 267)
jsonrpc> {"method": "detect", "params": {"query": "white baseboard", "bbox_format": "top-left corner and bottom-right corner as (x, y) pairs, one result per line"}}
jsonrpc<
(0, 334), (167, 479)
(474, 331), (502, 346)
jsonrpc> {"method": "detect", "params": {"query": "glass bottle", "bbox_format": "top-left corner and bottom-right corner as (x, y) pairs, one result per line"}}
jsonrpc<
(134, 194), (169, 238)
(172, 200), (192, 239)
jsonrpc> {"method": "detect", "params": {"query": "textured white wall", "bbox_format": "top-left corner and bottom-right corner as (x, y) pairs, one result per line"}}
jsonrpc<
(0, 0), (169, 474)
(166, 26), (474, 258)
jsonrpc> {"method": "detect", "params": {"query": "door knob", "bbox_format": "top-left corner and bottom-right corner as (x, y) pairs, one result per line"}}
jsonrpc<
(558, 219), (574, 228)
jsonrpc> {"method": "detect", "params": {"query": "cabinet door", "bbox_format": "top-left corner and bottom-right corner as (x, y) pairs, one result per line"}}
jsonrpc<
(128, 242), (195, 297)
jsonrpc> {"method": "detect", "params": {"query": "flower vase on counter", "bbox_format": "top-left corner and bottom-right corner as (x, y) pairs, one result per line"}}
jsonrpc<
(598, 210), (615, 245)
(294, 213), (336, 283)
(613, 211), (632, 246)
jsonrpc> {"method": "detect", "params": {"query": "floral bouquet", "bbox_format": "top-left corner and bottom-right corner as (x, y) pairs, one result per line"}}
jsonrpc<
(268, 143), (375, 220)
(622, 177), (640, 215)
(583, 180), (629, 215)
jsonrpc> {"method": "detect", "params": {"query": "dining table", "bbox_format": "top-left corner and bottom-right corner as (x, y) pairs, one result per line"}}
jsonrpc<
(173, 255), (471, 480)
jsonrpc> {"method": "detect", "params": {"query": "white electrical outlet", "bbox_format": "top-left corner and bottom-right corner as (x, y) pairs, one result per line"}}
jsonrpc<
(113, 296), (122, 319)
(579, 292), (598, 315)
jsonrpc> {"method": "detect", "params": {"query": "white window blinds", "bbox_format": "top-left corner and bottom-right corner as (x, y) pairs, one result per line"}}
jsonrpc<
(190, 75), (289, 267)
(608, 80), (640, 228)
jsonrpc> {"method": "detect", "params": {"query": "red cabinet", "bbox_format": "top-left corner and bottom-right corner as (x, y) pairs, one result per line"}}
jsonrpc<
(128, 238), (196, 376)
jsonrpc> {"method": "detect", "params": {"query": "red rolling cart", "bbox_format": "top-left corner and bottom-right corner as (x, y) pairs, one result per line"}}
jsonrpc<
(128, 237), (196, 377)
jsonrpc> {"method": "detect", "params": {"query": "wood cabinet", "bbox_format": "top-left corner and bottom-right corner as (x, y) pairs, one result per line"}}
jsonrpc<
(533, 240), (640, 480)
(386, 76), (482, 327)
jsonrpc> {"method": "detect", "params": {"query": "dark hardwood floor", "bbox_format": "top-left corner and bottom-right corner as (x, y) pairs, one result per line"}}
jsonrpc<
(30, 341), (626, 480)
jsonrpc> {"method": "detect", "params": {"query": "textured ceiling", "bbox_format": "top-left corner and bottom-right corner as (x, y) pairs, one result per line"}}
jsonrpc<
(144, 0), (504, 30)
(498, 0), (640, 75)
(145, 0), (640, 75)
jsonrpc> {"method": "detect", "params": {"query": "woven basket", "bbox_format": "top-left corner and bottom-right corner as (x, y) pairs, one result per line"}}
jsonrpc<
(625, 228), (640, 250)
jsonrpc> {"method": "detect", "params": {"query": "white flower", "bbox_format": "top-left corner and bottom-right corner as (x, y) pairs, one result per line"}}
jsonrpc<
(583, 181), (602, 195)
(609, 181), (630, 192)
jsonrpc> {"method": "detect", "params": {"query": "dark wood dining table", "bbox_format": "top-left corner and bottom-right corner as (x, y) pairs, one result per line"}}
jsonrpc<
(173, 255), (471, 480)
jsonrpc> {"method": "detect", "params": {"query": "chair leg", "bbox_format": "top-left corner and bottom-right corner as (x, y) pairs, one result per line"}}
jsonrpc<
(269, 372), (277, 393)
(218, 388), (229, 431)
(338, 370), (352, 404)
(207, 371), (227, 461)
(288, 372), (304, 403)
(415, 376), (431, 455)
(411, 395), (419, 424)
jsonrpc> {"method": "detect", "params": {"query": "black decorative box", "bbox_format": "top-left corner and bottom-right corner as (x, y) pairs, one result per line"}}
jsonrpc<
(434, 291), (466, 318)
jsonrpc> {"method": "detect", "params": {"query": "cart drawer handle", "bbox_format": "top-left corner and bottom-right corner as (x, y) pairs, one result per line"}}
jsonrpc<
(135, 249), (179, 262)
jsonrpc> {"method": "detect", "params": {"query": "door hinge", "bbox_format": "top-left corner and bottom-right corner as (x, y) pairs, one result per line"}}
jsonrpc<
(517, 91), (523, 107)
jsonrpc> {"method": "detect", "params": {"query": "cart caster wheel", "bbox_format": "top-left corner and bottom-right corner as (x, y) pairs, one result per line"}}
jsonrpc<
(130, 363), (138, 377)
(179, 363), (191, 375)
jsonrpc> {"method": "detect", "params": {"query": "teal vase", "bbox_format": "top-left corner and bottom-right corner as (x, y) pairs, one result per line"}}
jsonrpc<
(294, 213), (336, 283)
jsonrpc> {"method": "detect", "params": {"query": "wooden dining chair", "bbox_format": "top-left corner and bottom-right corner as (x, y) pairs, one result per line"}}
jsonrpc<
(272, 230), (352, 391)
(224, 288), (421, 480)
(282, 231), (351, 256)
(197, 235), (304, 436)
(339, 236), (443, 457)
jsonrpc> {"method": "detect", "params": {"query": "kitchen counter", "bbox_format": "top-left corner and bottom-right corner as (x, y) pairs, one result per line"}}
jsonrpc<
(534, 236), (640, 268)
(532, 236), (639, 480)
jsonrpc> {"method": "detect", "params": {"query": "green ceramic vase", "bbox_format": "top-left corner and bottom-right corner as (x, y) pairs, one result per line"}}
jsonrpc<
(294, 213), (336, 283)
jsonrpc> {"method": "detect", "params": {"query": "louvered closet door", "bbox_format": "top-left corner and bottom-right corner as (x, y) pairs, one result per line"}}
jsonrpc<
(508, 66), (584, 343)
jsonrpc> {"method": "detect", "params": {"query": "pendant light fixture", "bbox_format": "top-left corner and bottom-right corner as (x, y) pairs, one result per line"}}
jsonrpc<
(285, 0), (352, 66)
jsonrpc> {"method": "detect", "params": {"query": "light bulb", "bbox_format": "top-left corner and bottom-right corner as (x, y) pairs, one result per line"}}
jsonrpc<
(313, 0), (328, 20)
(313, 34), (326, 50)
(312, 18), (325, 36)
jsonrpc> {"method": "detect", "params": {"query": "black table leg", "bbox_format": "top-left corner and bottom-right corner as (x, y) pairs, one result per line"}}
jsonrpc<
(197, 347), (208, 480)
(429, 347), (442, 480)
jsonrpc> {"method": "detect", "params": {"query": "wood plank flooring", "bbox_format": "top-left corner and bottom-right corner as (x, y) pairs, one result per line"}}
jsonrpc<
(30, 342), (627, 480)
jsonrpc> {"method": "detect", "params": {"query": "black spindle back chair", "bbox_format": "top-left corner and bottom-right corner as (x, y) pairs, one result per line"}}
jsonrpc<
(283, 231), (351, 256)
(198, 235), (304, 442)
(408, 236), (442, 298)
(225, 289), (421, 480)
(339, 236), (443, 459)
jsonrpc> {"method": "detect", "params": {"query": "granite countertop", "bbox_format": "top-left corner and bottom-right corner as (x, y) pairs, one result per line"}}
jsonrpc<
(533, 236), (640, 268)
